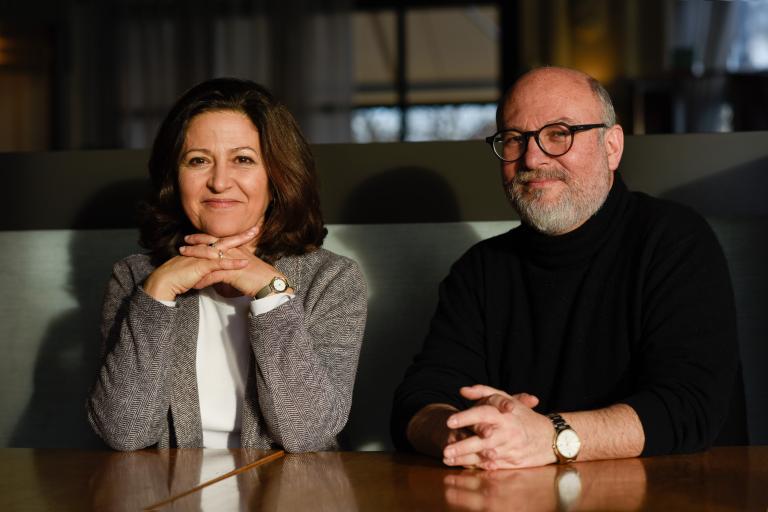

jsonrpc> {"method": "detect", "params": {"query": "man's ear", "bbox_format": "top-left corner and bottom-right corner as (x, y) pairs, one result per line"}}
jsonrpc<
(604, 124), (624, 171)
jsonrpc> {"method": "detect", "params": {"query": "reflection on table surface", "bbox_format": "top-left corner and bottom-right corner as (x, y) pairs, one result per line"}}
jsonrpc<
(0, 447), (766, 511)
(0, 447), (275, 511)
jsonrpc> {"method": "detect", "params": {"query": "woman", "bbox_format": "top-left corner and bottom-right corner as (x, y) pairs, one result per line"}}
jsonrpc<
(87, 78), (367, 452)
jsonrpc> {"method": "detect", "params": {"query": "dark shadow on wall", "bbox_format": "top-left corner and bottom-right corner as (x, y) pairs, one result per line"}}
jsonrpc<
(10, 179), (146, 448)
(335, 167), (483, 450)
(661, 160), (768, 445)
(660, 156), (768, 217)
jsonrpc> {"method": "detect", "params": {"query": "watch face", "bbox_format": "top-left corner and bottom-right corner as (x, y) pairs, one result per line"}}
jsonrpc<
(556, 429), (581, 459)
(272, 277), (287, 292)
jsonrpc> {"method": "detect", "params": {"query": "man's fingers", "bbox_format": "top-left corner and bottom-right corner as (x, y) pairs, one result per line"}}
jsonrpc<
(461, 386), (540, 411)
(444, 449), (486, 469)
(444, 434), (487, 460)
(447, 405), (501, 430)
(488, 393), (540, 413)
(482, 394), (517, 412)
(460, 384), (510, 400)
(514, 393), (539, 409)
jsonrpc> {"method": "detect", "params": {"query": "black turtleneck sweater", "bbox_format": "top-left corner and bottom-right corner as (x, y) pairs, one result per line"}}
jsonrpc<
(392, 173), (740, 456)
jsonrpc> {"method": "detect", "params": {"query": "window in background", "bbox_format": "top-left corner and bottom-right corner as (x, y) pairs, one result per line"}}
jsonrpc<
(0, 24), (51, 152)
(729, 1), (768, 71)
(352, 5), (499, 143)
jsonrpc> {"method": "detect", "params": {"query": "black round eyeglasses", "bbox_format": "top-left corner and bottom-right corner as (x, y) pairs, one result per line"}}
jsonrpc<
(485, 122), (606, 163)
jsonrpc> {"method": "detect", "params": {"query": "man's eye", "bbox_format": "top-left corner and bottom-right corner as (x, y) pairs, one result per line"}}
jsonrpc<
(502, 134), (524, 145)
(548, 130), (569, 140)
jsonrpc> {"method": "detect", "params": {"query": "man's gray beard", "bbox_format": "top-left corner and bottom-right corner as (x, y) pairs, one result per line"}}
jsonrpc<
(504, 166), (612, 235)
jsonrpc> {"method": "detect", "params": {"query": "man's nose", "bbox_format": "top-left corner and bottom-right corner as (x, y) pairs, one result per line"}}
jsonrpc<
(521, 135), (550, 171)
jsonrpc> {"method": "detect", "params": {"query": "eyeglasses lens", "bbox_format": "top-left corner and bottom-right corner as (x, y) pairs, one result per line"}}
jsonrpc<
(492, 124), (574, 162)
(493, 132), (523, 162)
(538, 124), (572, 156)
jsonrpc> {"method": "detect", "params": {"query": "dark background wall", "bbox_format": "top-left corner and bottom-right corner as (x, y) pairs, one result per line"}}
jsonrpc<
(2, 0), (768, 152)
(2, 131), (768, 231)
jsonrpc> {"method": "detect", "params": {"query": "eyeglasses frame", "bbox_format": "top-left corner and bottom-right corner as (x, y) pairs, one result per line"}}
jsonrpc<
(485, 122), (607, 163)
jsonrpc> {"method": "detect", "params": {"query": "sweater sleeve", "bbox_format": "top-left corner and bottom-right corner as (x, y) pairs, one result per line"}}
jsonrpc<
(246, 255), (367, 452)
(391, 247), (489, 451)
(86, 257), (176, 451)
(621, 212), (739, 456)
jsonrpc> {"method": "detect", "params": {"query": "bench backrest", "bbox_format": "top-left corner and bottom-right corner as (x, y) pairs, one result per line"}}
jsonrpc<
(1, 132), (766, 449)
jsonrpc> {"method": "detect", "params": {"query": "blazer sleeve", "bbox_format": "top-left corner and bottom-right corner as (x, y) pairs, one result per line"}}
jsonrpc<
(247, 255), (367, 452)
(86, 257), (177, 451)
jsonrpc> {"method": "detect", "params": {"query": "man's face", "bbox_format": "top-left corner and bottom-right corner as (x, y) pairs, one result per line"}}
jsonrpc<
(500, 69), (623, 235)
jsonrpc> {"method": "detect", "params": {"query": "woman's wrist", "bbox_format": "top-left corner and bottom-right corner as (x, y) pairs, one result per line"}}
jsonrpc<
(251, 272), (294, 298)
(143, 273), (177, 302)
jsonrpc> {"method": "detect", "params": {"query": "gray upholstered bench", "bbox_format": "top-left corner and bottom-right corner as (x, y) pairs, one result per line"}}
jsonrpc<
(1, 132), (766, 449)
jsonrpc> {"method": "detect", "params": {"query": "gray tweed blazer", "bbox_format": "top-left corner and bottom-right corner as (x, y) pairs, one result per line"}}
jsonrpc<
(87, 248), (367, 452)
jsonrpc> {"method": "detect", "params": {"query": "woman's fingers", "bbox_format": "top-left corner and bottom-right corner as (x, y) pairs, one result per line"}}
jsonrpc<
(192, 258), (249, 290)
(193, 270), (225, 290)
(184, 226), (259, 251)
(180, 255), (248, 287)
(179, 244), (224, 260)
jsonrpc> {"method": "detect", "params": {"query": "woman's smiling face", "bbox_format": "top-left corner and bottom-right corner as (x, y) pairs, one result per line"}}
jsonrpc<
(178, 110), (270, 240)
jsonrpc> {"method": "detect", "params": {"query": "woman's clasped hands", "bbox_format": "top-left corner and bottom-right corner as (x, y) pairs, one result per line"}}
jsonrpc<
(143, 225), (287, 301)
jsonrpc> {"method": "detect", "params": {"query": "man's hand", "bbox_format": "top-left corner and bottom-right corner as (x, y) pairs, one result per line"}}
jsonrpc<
(442, 385), (556, 470)
(407, 388), (644, 469)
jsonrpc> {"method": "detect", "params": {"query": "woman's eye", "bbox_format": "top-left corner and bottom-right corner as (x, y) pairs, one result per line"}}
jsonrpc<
(235, 155), (254, 164)
(187, 157), (207, 166)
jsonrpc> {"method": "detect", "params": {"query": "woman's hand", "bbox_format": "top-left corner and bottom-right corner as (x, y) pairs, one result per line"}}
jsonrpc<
(142, 227), (259, 302)
(143, 254), (250, 302)
(179, 227), (289, 297)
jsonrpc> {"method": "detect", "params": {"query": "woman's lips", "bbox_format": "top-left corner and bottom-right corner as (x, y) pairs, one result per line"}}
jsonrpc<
(203, 199), (240, 208)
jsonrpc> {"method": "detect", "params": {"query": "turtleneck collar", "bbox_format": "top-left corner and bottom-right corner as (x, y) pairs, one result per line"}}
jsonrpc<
(514, 171), (631, 269)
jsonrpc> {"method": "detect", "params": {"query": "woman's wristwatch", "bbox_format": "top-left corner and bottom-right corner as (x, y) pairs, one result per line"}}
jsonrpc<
(254, 276), (292, 299)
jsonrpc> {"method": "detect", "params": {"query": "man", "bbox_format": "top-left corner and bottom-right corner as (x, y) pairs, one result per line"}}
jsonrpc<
(391, 67), (742, 469)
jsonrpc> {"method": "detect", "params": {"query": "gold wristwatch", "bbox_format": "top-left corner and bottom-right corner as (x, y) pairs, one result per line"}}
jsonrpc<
(254, 276), (292, 299)
(547, 413), (581, 464)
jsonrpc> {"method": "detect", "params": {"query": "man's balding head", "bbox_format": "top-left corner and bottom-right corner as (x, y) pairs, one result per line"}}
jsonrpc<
(497, 67), (616, 130)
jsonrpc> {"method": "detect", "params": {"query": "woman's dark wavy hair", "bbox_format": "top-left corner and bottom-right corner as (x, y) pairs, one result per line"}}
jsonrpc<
(139, 77), (327, 263)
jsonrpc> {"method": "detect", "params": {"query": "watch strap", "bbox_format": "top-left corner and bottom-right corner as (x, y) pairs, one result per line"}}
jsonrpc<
(548, 413), (570, 434)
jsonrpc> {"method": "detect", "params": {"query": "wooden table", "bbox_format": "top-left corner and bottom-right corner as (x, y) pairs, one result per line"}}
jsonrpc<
(1, 447), (766, 510)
